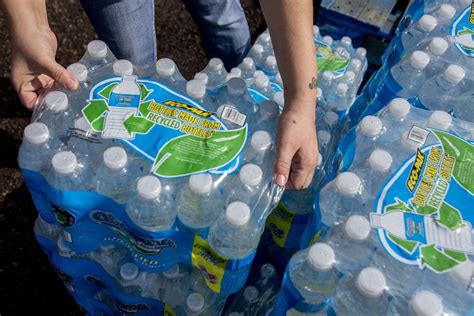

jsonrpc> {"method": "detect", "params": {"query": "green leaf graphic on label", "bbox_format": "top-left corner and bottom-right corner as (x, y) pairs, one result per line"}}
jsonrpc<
(82, 99), (109, 132)
(432, 130), (474, 195)
(153, 126), (247, 177)
(437, 202), (463, 230)
(411, 202), (437, 215)
(98, 83), (118, 99)
(420, 244), (462, 272)
(317, 58), (350, 72)
(387, 234), (418, 254)
(444, 249), (467, 263)
(386, 198), (412, 213)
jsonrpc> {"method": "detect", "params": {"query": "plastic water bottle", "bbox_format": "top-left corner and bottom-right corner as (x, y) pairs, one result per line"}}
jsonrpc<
(56, 236), (75, 258)
(318, 129), (332, 159)
(273, 91), (284, 109)
(325, 215), (373, 275)
(336, 71), (357, 97)
(202, 58), (228, 92)
(254, 263), (280, 314)
(348, 58), (363, 77)
(333, 267), (389, 315)
(88, 244), (131, 277)
(66, 63), (89, 89)
(217, 77), (255, 116)
(274, 72), (283, 89)
(126, 175), (175, 232)
(256, 33), (273, 54)
(379, 98), (413, 136)
(313, 25), (322, 41)
(18, 122), (58, 172)
(40, 91), (73, 138)
(46, 151), (91, 191)
(208, 201), (259, 258)
(252, 74), (275, 99)
(261, 55), (278, 77)
(117, 262), (143, 296)
(160, 264), (189, 307)
(319, 171), (367, 226)
(112, 59), (134, 76)
(274, 243), (339, 314)
(337, 36), (355, 56)
(251, 100), (279, 135)
(400, 15), (438, 55)
(228, 286), (260, 315)
(356, 47), (368, 74)
(318, 71), (335, 94)
(242, 130), (273, 167)
(96, 146), (134, 204)
(215, 104), (247, 130)
(225, 163), (264, 207)
(418, 64), (465, 112)
(388, 290), (444, 316)
(80, 40), (115, 71)
(194, 72), (208, 86)
(154, 58), (186, 92)
(177, 173), (223, 230)
(185, 79), (213, 108)
(34, 215), (61, 241)
(327, 83), (350, 115)
(238, 57), (257, 80)
(355, 149), (393, 196)
(423, 37), (449, 78)
(432, 4), (456, 34)
(249, 44), (265, 66)
(453, 91), (474, 122)
(181, 292), (206, 315)
(322, 35), (334, 47)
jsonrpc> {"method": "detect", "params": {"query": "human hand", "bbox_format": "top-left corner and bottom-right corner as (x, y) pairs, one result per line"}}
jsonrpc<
(273, 103), (319, 190)
(9, 26), (78, 109)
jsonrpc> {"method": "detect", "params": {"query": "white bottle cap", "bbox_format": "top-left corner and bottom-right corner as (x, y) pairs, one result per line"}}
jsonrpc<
(45, 91), (69, 113)
(189, 173), (213, 194)
(120, 262), (139, 281)
(360, 116), (383, 137)
(318, 130), (331, 146)
(428, 37), (449, 56)
(409, 51), (430, 70)
(74, 117), (92, 131)
(350, 59), (362, 72)
(388, 98), (411, 119)
(444, 64), (465, 85)
(186, 79), (206, 100)
(316, 87), (323, 99)
(323, 35), (333, 45)
(336, 83), (348, 96)
(345, 215), (371, 241)
(343, 71), (356, 82)
(428, 111), (452, 130)
(162, 264), (179, 279)
(356, 47), (367, 59)
(313, 25), (320, 35)
(67, 63), (88, 82)
(255, 75), (270, 89)
(194, 72), (208, 85)
(410, 291), (443, 316)
(321, 71), (334, 82)
(244, 286), (259, 302)
(186, 292), (205, 313)
(437, 4), (456, 21)
(87, 40), (107, 59)
(24, 122), (50, 145)
(265, 55), (277, 68)
(56, 237), (71, 253)
(156, 58), (176, 77)
(239, 163), (263, 187)
(401, 131), (422, 153)
(260, 100), (279, 118)
(260, 33), (271, 45)
(52, 151), (77, 175)
(335, 172), (361, 196)
(113, 59), (133, 75)
(230, 67), (242, 76)
(137, 175), (161, 200)
(225, 201), (251, 226)
(251, 44), (264, 56)
(273, 91), (284, 107)
(356, 267), (386, 298)
(368, 149), (393, 173)
(341, 36), (352, 47)
(418, 15), (438, 32)
(324, 111), (339, 127)
(253, 70), (265, 79)
(208, 58), (223, 72)
(317, 152), (323, 167)
(103, 146), (128, 170)
(275, 73), (283, 86)
(241, 57), (255, 70)
(227, 77), (247, 96)
(251, 130), (272, 151)
(307, 243), (335, 271)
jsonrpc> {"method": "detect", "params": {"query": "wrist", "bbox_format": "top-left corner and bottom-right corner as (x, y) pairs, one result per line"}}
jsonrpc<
(6, 0), (49, 34)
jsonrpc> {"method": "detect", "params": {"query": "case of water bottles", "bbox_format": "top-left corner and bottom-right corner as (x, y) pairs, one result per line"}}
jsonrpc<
(18, 37), (292, 314)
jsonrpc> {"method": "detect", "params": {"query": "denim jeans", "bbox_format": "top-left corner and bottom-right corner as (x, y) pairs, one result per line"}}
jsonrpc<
(80, 0), (251, 75)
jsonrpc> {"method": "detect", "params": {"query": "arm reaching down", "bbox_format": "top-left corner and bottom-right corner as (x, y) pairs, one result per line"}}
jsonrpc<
(260, 0), (319, 189)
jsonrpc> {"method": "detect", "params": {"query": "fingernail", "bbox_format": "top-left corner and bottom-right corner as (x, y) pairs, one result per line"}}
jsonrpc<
(275, 174), (286, 186)
(65, 78), (77, 90)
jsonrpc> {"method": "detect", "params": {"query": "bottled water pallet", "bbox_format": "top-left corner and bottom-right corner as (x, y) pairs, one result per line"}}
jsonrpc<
(20, 40), (286, 315)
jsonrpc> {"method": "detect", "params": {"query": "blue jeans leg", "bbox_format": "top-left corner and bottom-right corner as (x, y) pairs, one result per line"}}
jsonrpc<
(182, 0), (251, 70)
(79, 0), (157, 75)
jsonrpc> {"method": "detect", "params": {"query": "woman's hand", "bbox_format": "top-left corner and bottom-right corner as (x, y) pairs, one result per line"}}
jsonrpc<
(274, 100), (319, 189)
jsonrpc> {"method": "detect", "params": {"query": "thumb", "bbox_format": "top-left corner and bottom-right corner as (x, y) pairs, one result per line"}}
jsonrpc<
(42, 59), (78, 90)
(273, 142), (297, 187)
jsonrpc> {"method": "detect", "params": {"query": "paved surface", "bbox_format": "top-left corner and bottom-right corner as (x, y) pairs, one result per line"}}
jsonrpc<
(0, 1), (264, 314)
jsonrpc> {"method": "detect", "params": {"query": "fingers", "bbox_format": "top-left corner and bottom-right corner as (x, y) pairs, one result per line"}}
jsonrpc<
(274, 139), (297, 187)
(41, 59), (78, 90)
(287, 147), (318, 190)
(14, 75), (55, 110)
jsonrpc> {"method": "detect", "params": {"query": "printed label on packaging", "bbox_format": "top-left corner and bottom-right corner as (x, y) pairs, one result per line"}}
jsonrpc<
(371, 129), (474, 273)
(82, 77), (247, 178)
(450, 5), (474, 58)
(314, 39), (350, 77)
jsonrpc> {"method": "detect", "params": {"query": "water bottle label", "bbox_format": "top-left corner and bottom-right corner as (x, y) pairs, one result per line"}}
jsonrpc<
(82, 77), (247, 178)
(371, 130), (474, 273)
(220, 106), (247, 126)
(314, 39), (350, 78)
(450, 5), (474, 58)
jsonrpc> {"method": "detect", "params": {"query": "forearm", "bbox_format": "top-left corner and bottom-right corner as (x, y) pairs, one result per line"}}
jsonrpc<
(1, 0), (49, 34)
(260, 0), (317, 119)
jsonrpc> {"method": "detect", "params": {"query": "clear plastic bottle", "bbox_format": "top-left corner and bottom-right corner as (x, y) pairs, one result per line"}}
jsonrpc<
(327, 83), (350, 114)
(238, 57), (257, 80)
(242, 130), (273, 167)
(208, 201), (259, 258)
(177, 173), (223, 230)
(112, 59), (134, 76)
(18, 122), (58, 172)
(66, 62), (89, 89)
(261, 55), (278, 77)
(322, 35), (334, 47)
(160, 264), (189, 307)
(319, 171), (366, 226)
(46, 151), (91, 191)
(185, 79), (213, 108)
(333, 267), (389, 315)
(251, 100), (279, 135)
(80, 40), (116, 71)
(326, 215), (373, 275)
(356, 149), (393, 196)
(56, 236), (75, 258)
(193, 72), (208, 86)
(155, 58), (186, 92)
(202, 58), (228, 92)
(356, 47), (368, 74)
(117, 262), (143, 297)
(318, 71), (335, 94)
(387, 51), (430, 99)
(380, 98), (412, 137)
(423, 37), (449, 78)
(126, 175), (175, 232)
(40, 91), (73, 138)
(183, 292), (206, 315)
(273, 91), (284, 109)
(401, 15), (438, 54)
(252, 74), (275, 99)
(96, 146), (134, 203)
(249, 44), (265, 66)
(432, 4), (456, 34)
(256, 33), (273, 54)
(225, 163), (264, 207)
(88, 243), (131, 277)
(34, 215), (61, 241)
(217, 77), (255, 116)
